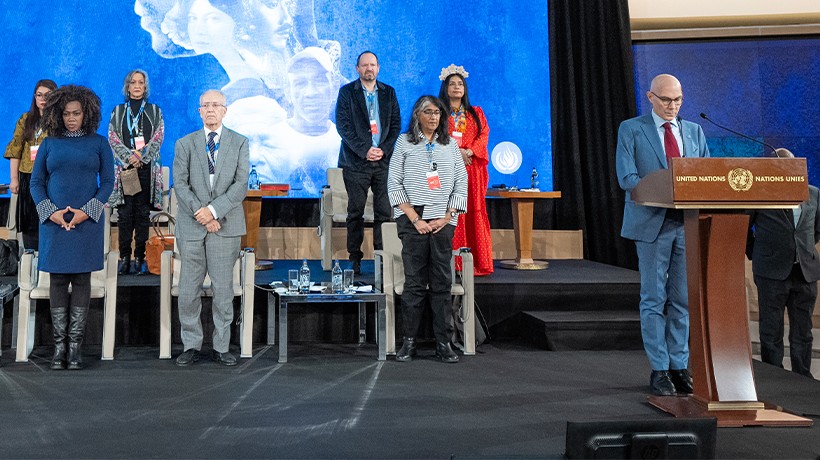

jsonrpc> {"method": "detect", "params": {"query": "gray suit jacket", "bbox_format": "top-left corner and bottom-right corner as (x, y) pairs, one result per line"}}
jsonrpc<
(173, 127), (249, 240)
(616, 114), (710, 242)
(747, 185), (820, 283)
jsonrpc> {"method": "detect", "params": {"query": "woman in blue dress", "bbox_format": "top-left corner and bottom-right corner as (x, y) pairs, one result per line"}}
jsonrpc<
(30, 85), (114, 370)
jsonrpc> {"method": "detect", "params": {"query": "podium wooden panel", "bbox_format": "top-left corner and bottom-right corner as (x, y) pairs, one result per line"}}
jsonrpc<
(632, 157), (812, 427)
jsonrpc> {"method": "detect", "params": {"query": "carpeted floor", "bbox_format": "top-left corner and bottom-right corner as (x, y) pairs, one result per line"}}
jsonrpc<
(1, 342), (818, 459)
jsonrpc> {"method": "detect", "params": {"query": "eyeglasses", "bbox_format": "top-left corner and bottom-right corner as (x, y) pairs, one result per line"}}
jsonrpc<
(422, 109), (441, 117)
(650, 91), (683, 107)
(35, 92), (50, 100)
(200, 103), (225, 110)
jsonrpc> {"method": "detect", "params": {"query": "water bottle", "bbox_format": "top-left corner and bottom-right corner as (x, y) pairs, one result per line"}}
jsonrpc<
(248, 164), (260, 190)
(299, 259), (311, 294)
(332, 260), (343, 293)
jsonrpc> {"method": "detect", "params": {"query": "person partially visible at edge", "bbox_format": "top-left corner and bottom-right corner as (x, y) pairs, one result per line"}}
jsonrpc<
(438, 64), (493, 276)
(747, 148), (820, 378)
(4, 79), (57, 251)
(172, 89), (249, 368)
(107, 69), (165, 275)
(615, 74), (709, 396)
(335, 50), (401, 274)
(30, 85), (115, 371)
(387, 95), (467, 364)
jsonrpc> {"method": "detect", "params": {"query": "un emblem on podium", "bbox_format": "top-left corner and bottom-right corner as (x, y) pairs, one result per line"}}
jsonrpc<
(728, 168), (753, 192)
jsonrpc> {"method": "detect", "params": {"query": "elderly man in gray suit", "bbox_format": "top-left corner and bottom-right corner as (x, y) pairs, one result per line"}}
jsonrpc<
(173, 89), (249, 366)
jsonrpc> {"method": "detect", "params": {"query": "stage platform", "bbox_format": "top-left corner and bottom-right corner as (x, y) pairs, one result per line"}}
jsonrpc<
(1, 258), (641, 350)
(0, 344), (818, 459)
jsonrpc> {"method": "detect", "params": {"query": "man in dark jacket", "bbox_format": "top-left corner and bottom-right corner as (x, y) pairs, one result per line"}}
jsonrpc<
(335, 51), (401, 274)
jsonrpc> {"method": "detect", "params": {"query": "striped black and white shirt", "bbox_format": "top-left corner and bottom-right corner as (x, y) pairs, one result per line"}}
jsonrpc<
(387, 133), (468, 225)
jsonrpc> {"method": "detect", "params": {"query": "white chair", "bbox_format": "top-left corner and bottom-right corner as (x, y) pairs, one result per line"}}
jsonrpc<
(158, 240), (255, 359)
(15, 208), (118, 362)
(374, 222), (476, 355)
(319, 167), (374, 270)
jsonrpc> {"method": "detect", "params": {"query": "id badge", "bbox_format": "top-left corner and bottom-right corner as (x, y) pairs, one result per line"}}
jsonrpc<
(133, 136), (146, 150)
(451, 131), (463, 148)
(426, 170), (441, 190)
(369, 119), (379, 135)
(30, 145), (39, 162)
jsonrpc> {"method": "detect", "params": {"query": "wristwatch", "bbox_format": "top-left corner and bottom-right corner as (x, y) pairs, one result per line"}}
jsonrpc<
(449, 211), (458, 218)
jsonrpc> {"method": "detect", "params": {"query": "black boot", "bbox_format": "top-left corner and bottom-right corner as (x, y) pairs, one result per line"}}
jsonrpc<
(435, 342), (459, 363)
(50, 306), (68, 370)
(118, 256), (131, 275)
(396, 337), (417, 362)
(67, 306), (88, 370)
(134, 257), (148, 275)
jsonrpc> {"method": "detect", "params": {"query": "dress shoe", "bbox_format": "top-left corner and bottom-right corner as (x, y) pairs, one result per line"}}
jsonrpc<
(212, 350), (237, 366)
(395, 337), (417, 362)
(435, 342), (459, 363)
(351, 259), (362, 275)
(134, 257), (148, 275)
(175, 348), (200, 366)
(118, 257), (131, 275)
(669, 369), (694, 395)
(649, 370), (676, 396)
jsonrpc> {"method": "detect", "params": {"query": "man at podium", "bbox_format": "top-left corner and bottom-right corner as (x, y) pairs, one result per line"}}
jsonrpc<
(615, 74), (710, 396)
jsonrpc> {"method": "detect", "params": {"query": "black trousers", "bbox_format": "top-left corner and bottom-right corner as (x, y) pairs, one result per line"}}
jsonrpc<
(118, 167), (152, 259)
(49, 273), (91, 309)
(755, 266), (817, 377)
(396, 211), (454, 344)
(17, 172), (39, 251)
(342, 164), (391, 261)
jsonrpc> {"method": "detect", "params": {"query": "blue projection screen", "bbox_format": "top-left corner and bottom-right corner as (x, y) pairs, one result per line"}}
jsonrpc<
(0, 0), (552, 197)
(633, 36), (820, 184)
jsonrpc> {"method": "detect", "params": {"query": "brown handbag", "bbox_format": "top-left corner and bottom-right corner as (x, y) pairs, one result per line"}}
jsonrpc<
(120, 166), (142, 196)
(145, 212), (175, 275)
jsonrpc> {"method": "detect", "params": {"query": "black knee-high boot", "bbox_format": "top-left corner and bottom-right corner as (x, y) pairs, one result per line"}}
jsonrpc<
(67, 306), (89, 370)
(50, 307), (68, 370)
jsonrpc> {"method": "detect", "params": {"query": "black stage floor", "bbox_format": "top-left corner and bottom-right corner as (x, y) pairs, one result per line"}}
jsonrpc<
(0, 343), (818, 459)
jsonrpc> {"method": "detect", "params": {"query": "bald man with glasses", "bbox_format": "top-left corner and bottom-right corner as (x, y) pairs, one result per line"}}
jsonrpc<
(615, 74), (710, 396)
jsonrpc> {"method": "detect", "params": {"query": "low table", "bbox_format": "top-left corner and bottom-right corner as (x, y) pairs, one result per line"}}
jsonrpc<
(0, 282), (19, 359)
(267, 289), (387, 363)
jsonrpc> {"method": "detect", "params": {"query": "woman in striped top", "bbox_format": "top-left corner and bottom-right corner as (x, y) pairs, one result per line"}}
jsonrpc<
(387, 95), (468, 363)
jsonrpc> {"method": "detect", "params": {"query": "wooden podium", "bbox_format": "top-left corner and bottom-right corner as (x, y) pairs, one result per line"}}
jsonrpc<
(632, 157), (813, 427)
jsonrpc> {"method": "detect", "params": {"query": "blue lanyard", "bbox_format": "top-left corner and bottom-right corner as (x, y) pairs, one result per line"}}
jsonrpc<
(425, 140), (436, 171)
(206, 142), (220, 169)
(126, 100), (146, 135)
(365, 91), (376, 119)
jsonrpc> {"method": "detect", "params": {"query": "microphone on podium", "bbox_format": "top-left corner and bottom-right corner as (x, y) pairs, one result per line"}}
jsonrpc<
(698, 112), (778, 156)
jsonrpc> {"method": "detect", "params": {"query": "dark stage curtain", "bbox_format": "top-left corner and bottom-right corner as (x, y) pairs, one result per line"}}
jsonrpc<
(548, 0), (638, 269)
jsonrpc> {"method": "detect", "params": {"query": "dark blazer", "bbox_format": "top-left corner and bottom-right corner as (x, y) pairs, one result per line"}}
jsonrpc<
(615, 114), (709, 242)
(747, 185), (820, 282)
(335, 79), (401, 170)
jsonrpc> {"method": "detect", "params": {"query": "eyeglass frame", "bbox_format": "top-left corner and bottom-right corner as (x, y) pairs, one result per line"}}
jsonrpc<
(421, 109), (441, 117)
(650, 91), (683, 107)
(199, 103), (226, 110)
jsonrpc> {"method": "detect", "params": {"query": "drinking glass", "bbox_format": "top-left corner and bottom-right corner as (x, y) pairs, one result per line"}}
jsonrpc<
(343, 269), (354, 293)
(288, 269), (299, 293)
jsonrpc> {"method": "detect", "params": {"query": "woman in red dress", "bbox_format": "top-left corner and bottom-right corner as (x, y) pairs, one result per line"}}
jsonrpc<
(439, 65), (493, 276)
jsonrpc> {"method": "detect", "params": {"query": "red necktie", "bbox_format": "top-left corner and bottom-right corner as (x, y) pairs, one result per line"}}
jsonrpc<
(663, 122), (680, 159)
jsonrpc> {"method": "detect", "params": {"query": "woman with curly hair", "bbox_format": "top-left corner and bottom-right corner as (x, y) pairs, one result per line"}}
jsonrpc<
(3, 79), (57, 250)
(30, 85), (115, 370)
(108, 69), (165, 275)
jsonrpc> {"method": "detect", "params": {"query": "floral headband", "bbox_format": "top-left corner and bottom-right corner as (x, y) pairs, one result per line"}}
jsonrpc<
(439, 64), (469, 81)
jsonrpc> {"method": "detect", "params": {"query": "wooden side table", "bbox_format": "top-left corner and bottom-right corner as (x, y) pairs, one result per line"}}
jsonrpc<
(486, 189), (562, 270)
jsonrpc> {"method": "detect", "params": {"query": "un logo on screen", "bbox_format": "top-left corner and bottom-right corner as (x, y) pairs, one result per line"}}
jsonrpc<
(491, 141), (523, 174)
